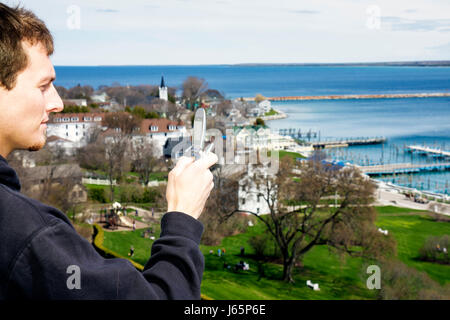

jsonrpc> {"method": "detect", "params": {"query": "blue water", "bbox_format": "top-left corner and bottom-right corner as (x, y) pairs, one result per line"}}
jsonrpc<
(54, 65), (450, 98)
(54, 65), (450, 194)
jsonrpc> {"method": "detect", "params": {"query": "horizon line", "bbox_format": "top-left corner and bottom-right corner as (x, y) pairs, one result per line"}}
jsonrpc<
(53, 60), (450, 67)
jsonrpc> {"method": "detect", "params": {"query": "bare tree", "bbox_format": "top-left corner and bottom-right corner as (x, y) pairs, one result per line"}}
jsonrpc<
(215, 100), (232, 117)
(101, 112), (141, 202)
(129, 139), (160, 186)
(76, 139), (107, 172)
(228, 155), (394, 283)
(200, 165), (242, 245)
(104, 112), (141, 135)
(182, 76), (208, 108)
(166, 101), (185, 121)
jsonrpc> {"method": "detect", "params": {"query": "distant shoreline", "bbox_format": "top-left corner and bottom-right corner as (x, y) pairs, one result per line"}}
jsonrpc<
(243, 92), (450, 102)
(235, 61), (450, 67)
(54, 60), (450, 68)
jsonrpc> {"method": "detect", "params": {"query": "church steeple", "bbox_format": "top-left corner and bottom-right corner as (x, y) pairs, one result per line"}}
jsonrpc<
(159, 75), (168, 101)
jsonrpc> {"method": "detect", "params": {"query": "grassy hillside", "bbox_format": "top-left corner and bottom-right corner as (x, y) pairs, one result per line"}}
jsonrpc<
(99, 206), (449, 299)
(375, 206), (449, 285)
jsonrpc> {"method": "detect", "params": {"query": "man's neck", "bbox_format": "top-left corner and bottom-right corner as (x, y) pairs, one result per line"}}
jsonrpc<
(0, 149), (10, 160)
(0, 138), (14, 159)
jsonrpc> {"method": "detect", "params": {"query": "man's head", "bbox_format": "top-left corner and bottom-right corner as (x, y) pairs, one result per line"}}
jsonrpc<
(0, 4), (63, 157)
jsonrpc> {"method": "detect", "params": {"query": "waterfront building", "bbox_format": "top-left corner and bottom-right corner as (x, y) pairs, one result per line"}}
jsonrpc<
(257, 99), (272, 114)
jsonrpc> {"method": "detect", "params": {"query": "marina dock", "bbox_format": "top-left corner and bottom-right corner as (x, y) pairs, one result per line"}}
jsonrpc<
(405, 145), (450, 158)
(313, 137), (386, 149)
(357, 162), (450, 175)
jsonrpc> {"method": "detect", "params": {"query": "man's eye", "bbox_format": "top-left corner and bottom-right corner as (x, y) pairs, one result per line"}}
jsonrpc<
(40, 83), (51, 91)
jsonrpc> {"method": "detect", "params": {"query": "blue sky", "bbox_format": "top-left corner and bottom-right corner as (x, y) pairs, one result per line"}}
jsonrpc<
(7, 0), (450, 65)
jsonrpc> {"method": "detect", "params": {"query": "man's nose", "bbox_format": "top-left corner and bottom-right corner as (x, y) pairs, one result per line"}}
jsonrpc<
(45, 83), (64, 113)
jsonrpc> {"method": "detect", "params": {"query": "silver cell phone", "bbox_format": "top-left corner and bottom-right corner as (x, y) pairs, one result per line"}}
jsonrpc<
(191, 108), (214, 159)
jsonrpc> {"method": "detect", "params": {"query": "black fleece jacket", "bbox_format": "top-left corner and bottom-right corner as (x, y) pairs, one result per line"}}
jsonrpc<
(0, 155), (204, 300)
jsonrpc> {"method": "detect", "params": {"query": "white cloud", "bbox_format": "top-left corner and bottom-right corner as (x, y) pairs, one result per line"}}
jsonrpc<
(8, 0), (450, 64)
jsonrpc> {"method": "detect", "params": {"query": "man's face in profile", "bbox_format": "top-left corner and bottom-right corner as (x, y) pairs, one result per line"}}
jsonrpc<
(0, 41), (64, 156)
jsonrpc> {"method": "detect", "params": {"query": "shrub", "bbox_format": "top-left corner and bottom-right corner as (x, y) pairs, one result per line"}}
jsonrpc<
(141, 187), (161, 203)
(376, 259), (450, 300)
(200, 213), (252, 246)
(418, 235), (449, 264)
(118, 184), (162, 204)
(255, 118), (265, 126)
(248, 234), (270, 258)
(88, 186), (107, 203)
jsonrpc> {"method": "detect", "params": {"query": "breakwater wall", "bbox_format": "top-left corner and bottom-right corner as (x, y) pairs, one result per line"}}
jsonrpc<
(244, 92), (450, 102)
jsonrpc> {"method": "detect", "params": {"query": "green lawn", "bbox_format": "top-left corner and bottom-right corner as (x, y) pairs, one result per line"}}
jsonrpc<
(268, 150), (306, 161)
(264, 109), (278, 116)
(99, 206), (449, 299)
(199, 217), (375, 300)
(102, 224), (160, 267)
(375, 206), (449, 285)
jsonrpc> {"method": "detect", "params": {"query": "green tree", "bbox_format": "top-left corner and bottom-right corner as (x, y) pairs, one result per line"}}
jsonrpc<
(255, 118), (265, 126)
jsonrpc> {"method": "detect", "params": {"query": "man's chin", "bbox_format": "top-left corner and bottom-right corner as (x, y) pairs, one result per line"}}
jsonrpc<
(27, 132), (47, 151)
(27, 144), (44, 152)
(27, 137), (46, 152)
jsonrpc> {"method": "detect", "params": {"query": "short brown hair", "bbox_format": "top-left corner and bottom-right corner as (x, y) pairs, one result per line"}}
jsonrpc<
(0, 4), (54, 90)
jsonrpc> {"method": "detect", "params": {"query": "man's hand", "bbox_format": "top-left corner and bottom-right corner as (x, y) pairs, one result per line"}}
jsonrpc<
(166, 152), (218, 219)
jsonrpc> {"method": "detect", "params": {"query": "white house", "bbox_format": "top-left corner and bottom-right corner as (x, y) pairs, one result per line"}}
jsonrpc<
(246, 106), (263, 118)
(234, 125), (271, 151)
(136, 118), (187, 157)
(64, 99), (88, 107)
(233, 125), (313, 158)
(90, 92), (109, 103)
(258, 99), (272, 114)
(47, 112), (106, 153)
(238, 164), (275, 215)
(46, 136), (79, 155)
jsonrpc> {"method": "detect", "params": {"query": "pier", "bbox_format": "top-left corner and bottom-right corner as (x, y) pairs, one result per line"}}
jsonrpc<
(277, 128), (319, 140)
(405, 145), (450, 158)
(277, 128), (386, 148)
(244, 92), (450, 102)
(357, 162), (450, 175)
(313, 137), (386, 149)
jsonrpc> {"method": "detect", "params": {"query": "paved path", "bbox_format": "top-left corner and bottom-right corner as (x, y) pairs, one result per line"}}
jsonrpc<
(374, 188), (450, 216)
(79, 204), (167, 232)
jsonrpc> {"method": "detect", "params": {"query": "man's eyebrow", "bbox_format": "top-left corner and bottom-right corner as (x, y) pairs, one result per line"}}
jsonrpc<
(39, 75), (56, 84)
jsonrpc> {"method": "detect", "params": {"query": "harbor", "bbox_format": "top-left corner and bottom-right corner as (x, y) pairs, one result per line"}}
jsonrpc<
(274, 124), (450, 196)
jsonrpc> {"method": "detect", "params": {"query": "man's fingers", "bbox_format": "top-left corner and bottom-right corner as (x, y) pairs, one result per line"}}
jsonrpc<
(171, 156), (194, 176)
(195, 152), (218, 169)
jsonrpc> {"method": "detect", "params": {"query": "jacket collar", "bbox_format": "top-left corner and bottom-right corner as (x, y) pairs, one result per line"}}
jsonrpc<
(0, 155), (21, 191)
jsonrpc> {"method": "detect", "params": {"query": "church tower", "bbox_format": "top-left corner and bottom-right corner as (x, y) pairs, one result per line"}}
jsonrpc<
(159, 76), (168, 101)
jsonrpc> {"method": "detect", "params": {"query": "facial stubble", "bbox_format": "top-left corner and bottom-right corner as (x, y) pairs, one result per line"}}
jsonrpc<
(27, 129), (46, 152)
